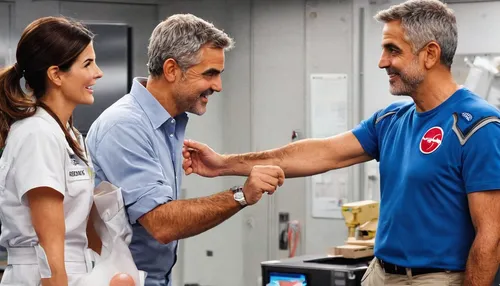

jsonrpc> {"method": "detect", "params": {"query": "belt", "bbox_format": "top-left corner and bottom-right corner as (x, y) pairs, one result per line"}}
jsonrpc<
(7, 245), (96, 277)
(377, 258), (455, 276)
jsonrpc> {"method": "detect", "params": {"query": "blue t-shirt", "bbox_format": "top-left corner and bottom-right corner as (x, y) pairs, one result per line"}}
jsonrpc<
(352, 88), (500, 270)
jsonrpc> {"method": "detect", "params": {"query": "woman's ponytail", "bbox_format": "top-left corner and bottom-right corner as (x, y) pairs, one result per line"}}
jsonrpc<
(0, 64), (36, 148)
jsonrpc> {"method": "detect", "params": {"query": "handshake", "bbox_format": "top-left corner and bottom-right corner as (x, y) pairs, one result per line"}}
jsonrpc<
(182, 139), (285, 206)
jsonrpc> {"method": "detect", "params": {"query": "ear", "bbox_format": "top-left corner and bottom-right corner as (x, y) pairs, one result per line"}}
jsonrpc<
(423, 41), (441, 69)
(46, 66), (62, 87)
(163, 58), (180, 83)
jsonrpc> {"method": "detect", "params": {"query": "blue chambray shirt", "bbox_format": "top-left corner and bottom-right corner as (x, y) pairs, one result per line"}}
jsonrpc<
(86, 77), (188, 286)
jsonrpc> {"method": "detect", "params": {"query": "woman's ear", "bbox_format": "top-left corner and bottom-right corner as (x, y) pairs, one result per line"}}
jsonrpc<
(46, 66), (62, 87)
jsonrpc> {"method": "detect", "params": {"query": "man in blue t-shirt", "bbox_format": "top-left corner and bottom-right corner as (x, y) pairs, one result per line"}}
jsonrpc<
(181, 0), (500, 285)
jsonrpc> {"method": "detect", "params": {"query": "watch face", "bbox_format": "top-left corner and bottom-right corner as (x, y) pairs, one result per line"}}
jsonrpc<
(234, 192), (244, 200)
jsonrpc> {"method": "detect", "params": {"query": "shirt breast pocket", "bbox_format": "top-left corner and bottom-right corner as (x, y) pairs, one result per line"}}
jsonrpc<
(66, 166), (92, 197)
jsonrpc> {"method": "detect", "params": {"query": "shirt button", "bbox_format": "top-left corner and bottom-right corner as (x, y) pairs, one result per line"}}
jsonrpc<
(171, 119), (176, 124)
(169, 134), (174, 138)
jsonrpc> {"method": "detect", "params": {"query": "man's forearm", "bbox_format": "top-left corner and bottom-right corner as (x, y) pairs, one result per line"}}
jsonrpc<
(464, 235), (499, 286)
(140, 190), (242, 244)
(221, 133), (370, 178)
(222, 149), (282, 177)
(222, 138), (330, 178)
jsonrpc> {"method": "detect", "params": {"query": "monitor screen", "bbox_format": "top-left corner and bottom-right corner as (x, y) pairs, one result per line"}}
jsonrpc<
(268, 272), (307, 286)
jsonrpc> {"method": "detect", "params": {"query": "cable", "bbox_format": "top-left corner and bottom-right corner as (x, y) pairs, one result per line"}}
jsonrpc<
(287, 220), (301, 258)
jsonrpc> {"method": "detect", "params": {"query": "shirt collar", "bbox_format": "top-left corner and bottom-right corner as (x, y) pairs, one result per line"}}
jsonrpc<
(34, 107), (81, 154)
(129, 77), (188, 129)
(36, 106), (70, 131)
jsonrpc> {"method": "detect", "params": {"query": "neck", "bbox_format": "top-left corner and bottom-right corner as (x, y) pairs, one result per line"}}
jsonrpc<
(411, 69), (460, 112)
(40, 91), (75, 125)
(146, 76), (179, 117)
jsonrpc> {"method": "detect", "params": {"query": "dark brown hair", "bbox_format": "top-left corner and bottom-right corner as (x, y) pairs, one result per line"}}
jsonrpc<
(0, 16), (94, 163)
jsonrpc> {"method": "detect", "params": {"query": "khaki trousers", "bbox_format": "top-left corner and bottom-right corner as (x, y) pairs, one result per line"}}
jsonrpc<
(361, 258), (465, 286)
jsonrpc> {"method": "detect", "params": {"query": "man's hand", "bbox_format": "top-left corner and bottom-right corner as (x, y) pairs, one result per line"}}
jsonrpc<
(183, 139), (226, 177)
(243, 165), (285, 205)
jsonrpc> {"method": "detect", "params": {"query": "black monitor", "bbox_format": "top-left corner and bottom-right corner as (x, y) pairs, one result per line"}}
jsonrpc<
(261, 255), (371, 286)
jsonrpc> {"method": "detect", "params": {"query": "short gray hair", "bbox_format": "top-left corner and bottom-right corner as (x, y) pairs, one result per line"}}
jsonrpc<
(374, 0), (457, 68)
(147, 14), (235, 76)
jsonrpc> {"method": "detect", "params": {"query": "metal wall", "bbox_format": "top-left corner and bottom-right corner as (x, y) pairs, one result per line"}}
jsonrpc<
(0, 2), (12, 68)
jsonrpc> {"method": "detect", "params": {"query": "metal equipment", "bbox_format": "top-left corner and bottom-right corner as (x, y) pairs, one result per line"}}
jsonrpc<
(341, 200), (379, 242)
(261, 255), (371, 286)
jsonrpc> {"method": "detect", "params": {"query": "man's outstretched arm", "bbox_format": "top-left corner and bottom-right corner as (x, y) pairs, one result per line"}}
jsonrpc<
(139, 165), (284, 244)
(183, 130), (372, 178)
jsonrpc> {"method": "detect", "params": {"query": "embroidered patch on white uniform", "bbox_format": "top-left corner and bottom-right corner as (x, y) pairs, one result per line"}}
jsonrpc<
(68, 167), (89, 182)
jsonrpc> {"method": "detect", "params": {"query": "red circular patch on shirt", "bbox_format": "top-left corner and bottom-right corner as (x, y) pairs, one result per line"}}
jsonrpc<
(420, 127), (443, 154)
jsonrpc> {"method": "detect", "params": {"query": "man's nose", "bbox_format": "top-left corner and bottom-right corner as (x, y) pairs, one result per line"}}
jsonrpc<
(212, 75), (222, 92)
(378, 51), (390, 69)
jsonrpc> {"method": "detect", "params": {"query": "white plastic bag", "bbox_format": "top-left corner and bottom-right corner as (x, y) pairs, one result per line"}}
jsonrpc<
(93, 181), (133, 256)
(74, 181), (146, 286)
(74, 236), (145, 286)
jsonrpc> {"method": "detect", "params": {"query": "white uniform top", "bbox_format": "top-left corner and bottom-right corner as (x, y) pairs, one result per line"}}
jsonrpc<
(0, 107), (94, 263)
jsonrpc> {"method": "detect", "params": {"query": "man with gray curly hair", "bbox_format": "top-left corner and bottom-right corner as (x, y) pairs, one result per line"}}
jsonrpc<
(86, 14), (285, 286)
(182, 1), (500, 285)
(374, 0), (458, 96)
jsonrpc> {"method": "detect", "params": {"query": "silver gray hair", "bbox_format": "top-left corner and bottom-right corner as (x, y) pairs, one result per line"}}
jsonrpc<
(147, 14), (235, 76)
(374, 0), (457, 68)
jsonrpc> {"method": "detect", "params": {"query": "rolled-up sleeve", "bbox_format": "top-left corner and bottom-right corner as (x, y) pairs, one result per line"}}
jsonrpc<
(94, 122), (173, 224)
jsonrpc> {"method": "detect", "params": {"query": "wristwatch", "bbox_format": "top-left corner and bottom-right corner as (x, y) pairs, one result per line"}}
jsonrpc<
(231, 185), (247, 207)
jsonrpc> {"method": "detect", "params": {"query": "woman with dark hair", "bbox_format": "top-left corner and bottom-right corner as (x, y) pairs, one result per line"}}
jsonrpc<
(0, 16), (103, 285)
